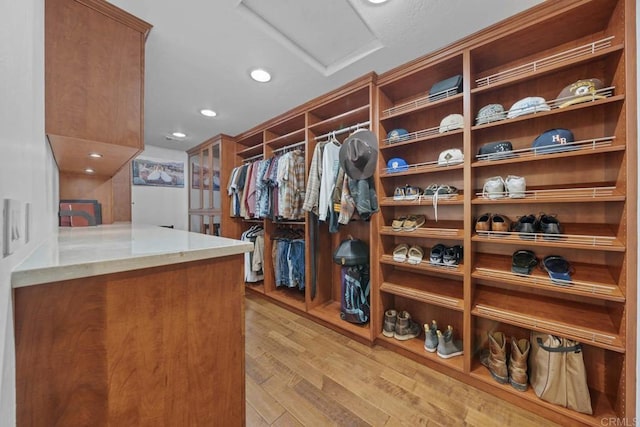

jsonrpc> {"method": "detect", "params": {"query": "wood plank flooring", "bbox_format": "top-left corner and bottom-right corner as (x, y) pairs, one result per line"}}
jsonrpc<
(245, 293), (560, 426)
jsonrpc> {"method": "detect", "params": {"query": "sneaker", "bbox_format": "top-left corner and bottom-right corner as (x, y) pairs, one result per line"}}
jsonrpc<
(436, 325), (464, 358)
(505, 175), (526, 198)
(393, 187), (405, 201)
(482, 176), (505, 200)
(430, 244), (446, 265)
(382, 309), (397, 338)
(404, 185), (421, 201)
(423, 320), (438, 352)
(443, 245), (463, 266)
(394, 311), (421, 341)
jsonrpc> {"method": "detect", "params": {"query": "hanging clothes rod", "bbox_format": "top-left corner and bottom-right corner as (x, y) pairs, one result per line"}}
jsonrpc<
(313, 121), (371, 141)
(243, 153), (263, 163)
(272, 140), (306, 154)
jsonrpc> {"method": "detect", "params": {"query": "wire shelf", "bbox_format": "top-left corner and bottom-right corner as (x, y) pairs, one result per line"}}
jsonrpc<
(474, 304), (618, 347)
(475, 37), (614, 88)
(474, 230), (617, 248)
(382, 89), (460, 118)
(475, 185), (618, 201)
(475, 136), (615, 162)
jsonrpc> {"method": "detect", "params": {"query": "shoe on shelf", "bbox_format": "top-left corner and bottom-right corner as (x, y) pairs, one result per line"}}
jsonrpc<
(482, 176), (506, 200)
(382, 309), (397, 338)
(407, 245), (424, 265)
(393, 187), (405, 201)
(403, 214), (426, 231)
(404, 185), (421, 201)
(392, 243), (409, 263)
(491, 213), (511, 235)
(505, 175), (526, 198)
(436, 325), (464, 358)
(423, 320), (438, 353)
(511, 214), (537, 239)
(509, 337), (530, 392)
(443, 245), (463, 266)
(394, 311), (421, 341)
(536, 213), (561, 239)
(430, 243), (446, 265)
(480, 331), (508, 384)
(475, 213), (492, 233)
(391, 216), (407, 231)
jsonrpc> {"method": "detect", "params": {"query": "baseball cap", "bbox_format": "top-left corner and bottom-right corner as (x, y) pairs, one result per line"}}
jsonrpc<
(476, 104), (506, 125)
(532, 128), (577, 154)
(386, 128), (409, 143)
(555, 78), (607, 108)
(386, 157), (408, 173)
(507, 97), (551, 119)
(438, 114), (464, 133)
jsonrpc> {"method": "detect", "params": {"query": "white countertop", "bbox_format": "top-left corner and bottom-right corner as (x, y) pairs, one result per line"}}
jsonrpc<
(12, 223), (254, 288)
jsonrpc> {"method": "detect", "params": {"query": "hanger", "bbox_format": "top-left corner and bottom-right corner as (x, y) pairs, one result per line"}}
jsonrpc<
(331, 131), (340, 146)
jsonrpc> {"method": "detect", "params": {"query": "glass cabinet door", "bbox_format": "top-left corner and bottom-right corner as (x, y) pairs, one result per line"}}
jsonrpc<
(189, 153), (201, 210)
(202, 147), (211, 209)
(211, 142), (221, 210)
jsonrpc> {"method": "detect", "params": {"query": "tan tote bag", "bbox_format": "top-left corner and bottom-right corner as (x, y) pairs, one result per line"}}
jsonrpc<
(529, 332), (593, 414)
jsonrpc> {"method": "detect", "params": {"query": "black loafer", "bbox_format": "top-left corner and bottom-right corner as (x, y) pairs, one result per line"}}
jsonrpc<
(511, 250), (538, 275)
(537, 214), (561, 239)
(512, 214), (536, 239)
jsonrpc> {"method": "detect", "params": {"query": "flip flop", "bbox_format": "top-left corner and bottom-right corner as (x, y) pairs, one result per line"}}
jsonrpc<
(543, 255), (573, 285)
(407, 245), (424, 265)
(393, 243), (409, 262)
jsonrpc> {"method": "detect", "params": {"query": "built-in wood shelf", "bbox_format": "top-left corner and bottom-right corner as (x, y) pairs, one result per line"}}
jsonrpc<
(380, 270), (464, 311)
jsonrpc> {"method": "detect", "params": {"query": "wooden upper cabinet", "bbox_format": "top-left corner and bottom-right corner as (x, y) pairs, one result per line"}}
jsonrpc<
(45, 0), (152, 177)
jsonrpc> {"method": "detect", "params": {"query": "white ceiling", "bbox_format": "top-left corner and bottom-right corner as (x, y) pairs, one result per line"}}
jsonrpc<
(108, 0), (543, 152)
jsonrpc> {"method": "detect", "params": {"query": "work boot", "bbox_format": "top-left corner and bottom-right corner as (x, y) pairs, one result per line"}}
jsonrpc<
(480, 331), (508, 384)
(394, 311), (420, 341)
(509, 337), (530, 391)
(423, 320), (438, 353)
(436, 325), (463, 358)
(382, 309), (397, 338)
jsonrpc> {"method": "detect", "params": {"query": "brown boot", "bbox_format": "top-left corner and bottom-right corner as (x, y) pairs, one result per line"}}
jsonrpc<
(480, 331), (508, 384)
(509, 337), (530, 391)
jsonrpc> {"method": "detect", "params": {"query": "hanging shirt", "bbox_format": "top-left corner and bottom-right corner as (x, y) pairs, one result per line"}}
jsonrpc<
(318, 141), (341, 221)
(302, 141), (326, 215)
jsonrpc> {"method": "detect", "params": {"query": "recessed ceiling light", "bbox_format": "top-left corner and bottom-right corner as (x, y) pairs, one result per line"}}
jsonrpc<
(172, 131), (187, 138)
(84, 168), (95, 174)
(367, 0), (388, 3)
(88, 153), (103, 158)
(250, 68), (271, 83)
(200, 109), (217, 117)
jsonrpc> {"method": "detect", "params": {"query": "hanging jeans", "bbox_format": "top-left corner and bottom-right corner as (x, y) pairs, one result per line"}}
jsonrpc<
(288, 239), (305, 290)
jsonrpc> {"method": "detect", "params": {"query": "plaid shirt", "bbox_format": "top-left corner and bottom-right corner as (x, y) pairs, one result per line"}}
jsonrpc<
(302, 142), (326, 215)
(278, 150), (305, 220)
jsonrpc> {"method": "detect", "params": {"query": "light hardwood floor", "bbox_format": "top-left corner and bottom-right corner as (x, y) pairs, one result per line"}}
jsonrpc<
(244, 293), (559, 426)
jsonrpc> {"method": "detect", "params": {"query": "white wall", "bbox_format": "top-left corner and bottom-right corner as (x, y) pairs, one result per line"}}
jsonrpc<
(0, 0), (58, 425)
(131, 145), (189, 230)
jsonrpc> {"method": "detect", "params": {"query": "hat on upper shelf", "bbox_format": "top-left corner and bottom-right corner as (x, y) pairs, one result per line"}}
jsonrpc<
(476, 103), (506, 125)
(439, 114), (464, 133)
(386, 157), (408, 173)
(386, 128), (410, 143)
(339, 129), (378, 180)
(507, 97), (551, 119)
(555, 78), (607, 108)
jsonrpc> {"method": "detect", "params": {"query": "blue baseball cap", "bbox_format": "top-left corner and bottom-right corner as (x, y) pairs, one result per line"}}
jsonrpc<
(386, 129), (409, 143)
(532, 128), (577, 154)
(386, 158), (408, 173)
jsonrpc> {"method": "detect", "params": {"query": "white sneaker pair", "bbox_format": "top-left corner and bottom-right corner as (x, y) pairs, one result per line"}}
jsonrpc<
(482, 175), (526, 199)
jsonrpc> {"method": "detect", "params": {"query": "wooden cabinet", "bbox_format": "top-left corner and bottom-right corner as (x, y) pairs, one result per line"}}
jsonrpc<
(188, 134), (239, 238)
(373, 0), (635, 424)
(45, 0), (151, 178)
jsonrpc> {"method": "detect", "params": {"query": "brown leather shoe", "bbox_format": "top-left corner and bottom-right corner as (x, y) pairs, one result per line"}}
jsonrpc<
(509, 337), (530, 391)
(475, 213), (492, 233)
(491, 213), (511, 234)
(480, 331), (508, 384)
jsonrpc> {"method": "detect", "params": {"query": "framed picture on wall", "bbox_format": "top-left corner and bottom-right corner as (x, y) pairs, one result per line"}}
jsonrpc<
(132, 158), (185, 188)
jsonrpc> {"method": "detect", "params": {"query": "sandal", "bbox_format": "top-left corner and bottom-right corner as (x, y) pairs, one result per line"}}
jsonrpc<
(403, 214), (426, 231)
(430, 244), (446, 265)
(511, 250), (538, 275)
(391, 216), (407, 231)
(407, 245), (424, 265)
(542, 255), (573, 285)
(393, 243), (409, 262)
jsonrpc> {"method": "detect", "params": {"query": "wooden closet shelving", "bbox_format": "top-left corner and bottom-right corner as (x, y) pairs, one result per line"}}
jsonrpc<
(217, 0), (635, 424)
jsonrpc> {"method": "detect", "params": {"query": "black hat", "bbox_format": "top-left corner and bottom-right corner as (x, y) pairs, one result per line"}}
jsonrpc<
(339, 129), (378, 180)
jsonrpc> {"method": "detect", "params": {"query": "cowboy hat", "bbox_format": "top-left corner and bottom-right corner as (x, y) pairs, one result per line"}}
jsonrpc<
(339, 129), (378, 180)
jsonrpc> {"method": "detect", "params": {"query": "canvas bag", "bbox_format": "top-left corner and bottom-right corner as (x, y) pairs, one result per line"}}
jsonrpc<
(339, 265), (370, 324)
(529, 332), (593, 414)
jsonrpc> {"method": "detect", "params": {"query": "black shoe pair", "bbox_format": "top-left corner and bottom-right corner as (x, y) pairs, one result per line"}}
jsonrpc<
(511, 213), (561, 239)
(430, 244), (463, 266)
